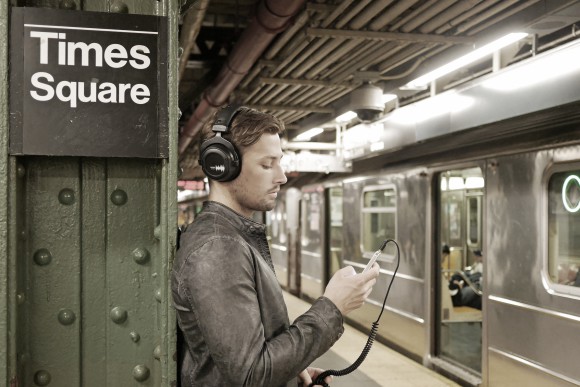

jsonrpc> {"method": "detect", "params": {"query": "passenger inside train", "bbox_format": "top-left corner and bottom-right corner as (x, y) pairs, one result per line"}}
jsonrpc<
(448, 250), (483, 310)
(559, 263), (580, 287)
(172, 105), (380, 387)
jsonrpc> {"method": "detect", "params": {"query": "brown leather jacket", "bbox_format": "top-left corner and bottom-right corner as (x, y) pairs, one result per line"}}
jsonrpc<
(172, 201), (344, 386)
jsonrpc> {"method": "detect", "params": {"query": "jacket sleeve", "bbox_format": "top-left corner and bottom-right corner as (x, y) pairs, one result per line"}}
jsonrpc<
(175, 236), (344, 386)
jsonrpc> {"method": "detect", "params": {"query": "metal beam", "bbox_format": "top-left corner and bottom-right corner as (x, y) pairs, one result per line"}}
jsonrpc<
(246, 104), (334, 114)
(307, 28), (475, 45)
(260, 77), (353, 88)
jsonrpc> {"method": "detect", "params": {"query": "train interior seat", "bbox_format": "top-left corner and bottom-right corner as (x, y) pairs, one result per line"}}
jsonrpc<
(441, 274), (482, 323)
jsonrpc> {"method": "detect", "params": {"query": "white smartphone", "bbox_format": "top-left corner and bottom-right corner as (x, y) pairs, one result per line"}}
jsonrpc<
(363, 249), (381, 273)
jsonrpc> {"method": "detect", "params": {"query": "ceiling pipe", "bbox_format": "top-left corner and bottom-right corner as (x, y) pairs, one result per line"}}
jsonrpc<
(178, 0), (307, 155)
(178, 0), (210, 81)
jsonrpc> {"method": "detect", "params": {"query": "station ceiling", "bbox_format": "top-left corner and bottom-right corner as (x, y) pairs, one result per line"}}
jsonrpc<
(177, 0), (580, 180)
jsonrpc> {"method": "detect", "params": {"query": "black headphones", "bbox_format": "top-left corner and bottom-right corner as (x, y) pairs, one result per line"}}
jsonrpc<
(199, 104), (243, 182)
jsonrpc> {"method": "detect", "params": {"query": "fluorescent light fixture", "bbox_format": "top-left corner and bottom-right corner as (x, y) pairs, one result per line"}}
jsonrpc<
(482, 39), (580, 91)
(382, 94), (397, 103)
(336, 111), (358, 122)
(402, 32), (528, 90)
(388, 91), (474, 125)
(295, 127), (324, 141)
(343, 176), (369, 184)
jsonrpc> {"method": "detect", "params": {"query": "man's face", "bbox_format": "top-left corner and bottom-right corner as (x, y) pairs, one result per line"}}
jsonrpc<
(228, 133), (287, 217)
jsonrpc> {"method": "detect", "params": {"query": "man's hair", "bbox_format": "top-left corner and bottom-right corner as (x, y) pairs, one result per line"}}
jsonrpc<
(201, 106), (285, 153)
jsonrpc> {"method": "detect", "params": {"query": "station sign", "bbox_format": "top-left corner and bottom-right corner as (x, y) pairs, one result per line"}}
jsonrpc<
(9, 7), (168, 158)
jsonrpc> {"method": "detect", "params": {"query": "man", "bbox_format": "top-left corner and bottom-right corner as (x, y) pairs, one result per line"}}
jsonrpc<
(172, 106), (380, 387)
(448, 249), (483, 310)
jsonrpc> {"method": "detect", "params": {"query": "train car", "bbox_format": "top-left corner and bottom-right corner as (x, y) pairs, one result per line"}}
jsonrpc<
(269, 38), (580, 387)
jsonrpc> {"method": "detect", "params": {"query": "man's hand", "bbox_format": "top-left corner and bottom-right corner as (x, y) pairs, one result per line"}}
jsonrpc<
(323, 263), (380, 316)
(298, 367), (333, 386)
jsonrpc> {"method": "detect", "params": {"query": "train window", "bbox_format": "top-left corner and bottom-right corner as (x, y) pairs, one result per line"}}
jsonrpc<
(467, 196), (481, 245)
(361, 186), (397, 259)
(548, 170), (580, 289)
(328, 187), (343, 277)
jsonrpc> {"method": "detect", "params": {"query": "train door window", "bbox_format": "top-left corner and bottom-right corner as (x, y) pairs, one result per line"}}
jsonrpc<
(437, 167), (484, 375)
(326, 186), (343, 280)
(547, 169), (580, 294)
(361, 186), (397, 259)
(467, 196), (481, 245)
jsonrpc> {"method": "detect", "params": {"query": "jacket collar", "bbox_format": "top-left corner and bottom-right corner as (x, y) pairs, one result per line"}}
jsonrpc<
(202, 201), (266, 235)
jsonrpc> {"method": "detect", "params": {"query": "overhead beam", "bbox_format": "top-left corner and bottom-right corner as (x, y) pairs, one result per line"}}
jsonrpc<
(306, 28), (475, 45)
(246, 104), (334, 114)
(260, 77), (353, 88)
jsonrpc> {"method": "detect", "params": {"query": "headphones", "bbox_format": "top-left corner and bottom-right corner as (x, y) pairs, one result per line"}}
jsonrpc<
(199, 104), (243, 182)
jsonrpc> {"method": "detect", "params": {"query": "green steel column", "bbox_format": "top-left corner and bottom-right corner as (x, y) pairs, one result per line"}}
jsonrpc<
(159, 1), (180, 386)
(4, 0), (180, 386)
(0, 1), (9, 386)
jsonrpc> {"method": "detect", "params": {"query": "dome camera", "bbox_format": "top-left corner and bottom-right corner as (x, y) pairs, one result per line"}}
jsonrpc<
(350, 83), (384, 122)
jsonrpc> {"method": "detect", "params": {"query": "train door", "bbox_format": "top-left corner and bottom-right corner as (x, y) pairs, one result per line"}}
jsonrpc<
(435, 167), (484, 382)
(324, 185), (343, 285)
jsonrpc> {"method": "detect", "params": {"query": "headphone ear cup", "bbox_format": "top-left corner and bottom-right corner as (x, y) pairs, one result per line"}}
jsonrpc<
(199, 136), (241, 182)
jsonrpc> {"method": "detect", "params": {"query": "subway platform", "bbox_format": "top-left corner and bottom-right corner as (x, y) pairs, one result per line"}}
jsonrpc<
(283, 292), (460, 387)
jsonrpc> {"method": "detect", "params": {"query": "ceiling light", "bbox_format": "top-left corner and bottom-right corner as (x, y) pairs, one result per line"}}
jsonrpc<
(294, 127), (324, 141)
(402, 32), (528, 90)
(336, 111), (358, 122)
(482, 39), (580, 91)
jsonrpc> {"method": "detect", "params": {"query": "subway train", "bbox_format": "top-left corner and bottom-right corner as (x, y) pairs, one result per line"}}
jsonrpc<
(176, 39), (580, 387)
(264, 44), (580, 387)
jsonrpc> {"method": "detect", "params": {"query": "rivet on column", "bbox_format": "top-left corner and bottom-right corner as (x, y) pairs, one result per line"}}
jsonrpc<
(110, 307), (128, 324)
(130, 331), (141, 343)
(33, 249), (52, 266)
(132, 364), (150, 382)
(111, 1), (129, 13)
(110, 189), (128, 206)
(58, 0), (76, 10)
(132, 247), (150, 265)
(155, 288), (162, 302)
(58, 188), (75, 205)
(153, 345), (161, 360)
(58, 309), (76, 325)
(34, 370), (51, 386)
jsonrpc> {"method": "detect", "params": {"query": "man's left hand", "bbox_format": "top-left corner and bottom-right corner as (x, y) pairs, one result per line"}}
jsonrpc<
(298, 367), (333, 386)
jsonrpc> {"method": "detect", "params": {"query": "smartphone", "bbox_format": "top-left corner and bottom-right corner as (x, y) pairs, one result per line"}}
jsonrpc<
(362, 249), (381, 273)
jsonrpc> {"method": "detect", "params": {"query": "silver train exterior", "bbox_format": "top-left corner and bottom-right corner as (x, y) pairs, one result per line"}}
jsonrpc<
(267, 42), (580, 387)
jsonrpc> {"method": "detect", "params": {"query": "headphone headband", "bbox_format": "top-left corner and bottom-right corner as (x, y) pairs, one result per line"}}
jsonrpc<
(212, 104), (243, 134)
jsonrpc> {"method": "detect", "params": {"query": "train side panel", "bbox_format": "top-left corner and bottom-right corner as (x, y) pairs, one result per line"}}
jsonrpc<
(300, 186), (326, 300)
(486, 146), (580, 386)
(342, 170), (430, 359)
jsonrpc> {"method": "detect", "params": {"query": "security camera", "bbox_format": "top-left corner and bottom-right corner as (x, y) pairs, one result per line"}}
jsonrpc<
(350, 83), (384, 122)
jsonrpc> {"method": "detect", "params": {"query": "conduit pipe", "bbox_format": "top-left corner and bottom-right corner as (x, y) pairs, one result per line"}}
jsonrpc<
(178, 0), (210, 81)
(178, 0), (307, 155)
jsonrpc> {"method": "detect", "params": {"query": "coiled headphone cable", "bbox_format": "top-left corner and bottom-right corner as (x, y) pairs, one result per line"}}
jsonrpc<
(309, 239), (400, 387)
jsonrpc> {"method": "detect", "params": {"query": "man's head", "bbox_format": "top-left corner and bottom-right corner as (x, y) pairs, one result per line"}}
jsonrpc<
(442, 244), (450, 255)
(201, 106), (288, 216)
(473, 249), (483, 261)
